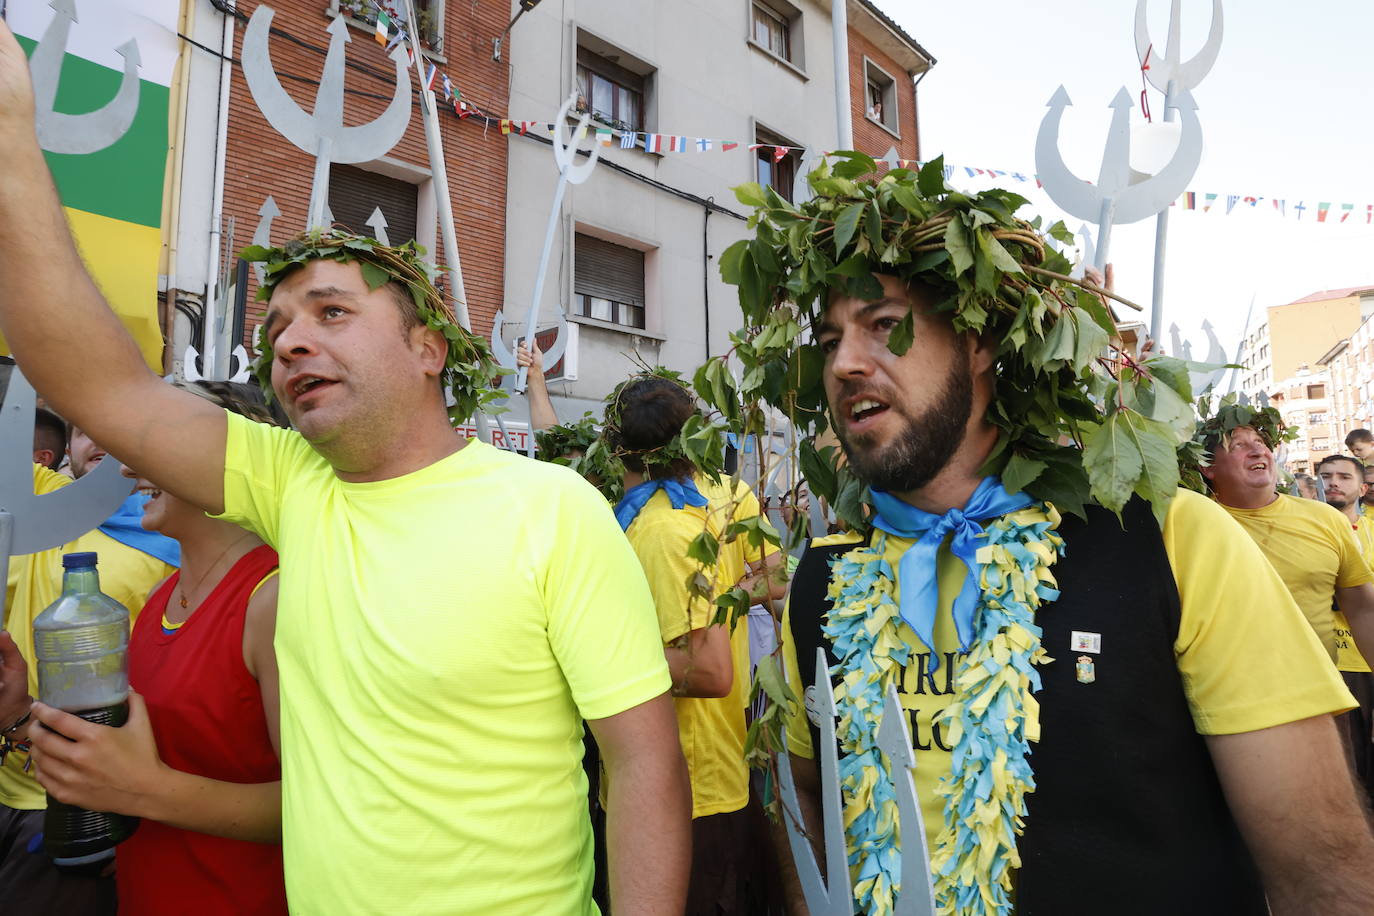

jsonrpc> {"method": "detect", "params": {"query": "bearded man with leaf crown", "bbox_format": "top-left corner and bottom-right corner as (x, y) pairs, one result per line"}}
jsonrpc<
(716, 153), (1374, 916)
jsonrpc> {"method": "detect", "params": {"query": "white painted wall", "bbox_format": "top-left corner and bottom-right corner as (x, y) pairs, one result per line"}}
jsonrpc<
(501, 0), (841, 408)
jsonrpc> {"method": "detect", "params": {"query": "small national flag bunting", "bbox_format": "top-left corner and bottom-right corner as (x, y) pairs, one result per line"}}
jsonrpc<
(500, 119), (512, 135)
(696, 137), (712, 152)
(1273, 199), (1286, 216)
(671, 135), (689, 153)
(1184, 191), (1196, 210)
(375, 9), (391, 45)
(441, 74), (454, 101)
(1318, 202), (1331, 222)
(721, 142), (738, 152)
(646, 133), (663, 153)
(772, 146), (787, 164)
(424, 64), (438, 92)
(1225, 194), (1240, 214)
(596, 128), (613, 147)
(620, 131), (638, 149)
(1341, 203), (1355, 222)
(1295, 201), (1307, 220)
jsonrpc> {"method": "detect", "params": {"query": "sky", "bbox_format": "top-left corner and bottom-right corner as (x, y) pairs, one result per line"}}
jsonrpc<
(881, 0), (1374, 366)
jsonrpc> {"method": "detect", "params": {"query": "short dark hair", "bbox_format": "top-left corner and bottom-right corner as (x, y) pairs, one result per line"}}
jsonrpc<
(1318, 454), (1364, 477)
(33, 407), (67, 469)
(1347, 429), (1374, 447)
(610, 376), (696, 479)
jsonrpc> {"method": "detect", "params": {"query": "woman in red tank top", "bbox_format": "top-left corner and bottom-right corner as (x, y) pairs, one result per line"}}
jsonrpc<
(28, 382), (288, 915)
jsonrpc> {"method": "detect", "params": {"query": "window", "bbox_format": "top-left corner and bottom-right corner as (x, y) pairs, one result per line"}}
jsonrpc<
(575, 234), (646, 329)
(1313, 438), (1330, 451)
(576, 46), (645, 132)
(755, 127), (802, 203)
(1310, 412), (1328, 424)
(1308, 384), (1327, 399)
(333, 0), (444, 54)
(752, 2), (791, 61)
(864, 59), (899, 134)
(328, 165), (419, 244)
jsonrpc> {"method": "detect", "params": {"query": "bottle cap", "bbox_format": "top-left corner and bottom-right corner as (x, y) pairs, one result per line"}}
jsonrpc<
(62, 551), (98, 569)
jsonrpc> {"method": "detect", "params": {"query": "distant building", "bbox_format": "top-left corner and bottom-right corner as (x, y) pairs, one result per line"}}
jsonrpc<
(1270, 368), (1333, 473)
(1239, 287), (1373, 405)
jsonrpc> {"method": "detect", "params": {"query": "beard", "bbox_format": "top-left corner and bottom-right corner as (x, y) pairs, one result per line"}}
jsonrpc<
(831, 348), (974, 494)
(1327, 493), (1353, 511)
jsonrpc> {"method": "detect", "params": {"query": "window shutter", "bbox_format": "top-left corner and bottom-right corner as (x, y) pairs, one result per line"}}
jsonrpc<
(575, 234), (645, 305)
(327, 165), (419, 244)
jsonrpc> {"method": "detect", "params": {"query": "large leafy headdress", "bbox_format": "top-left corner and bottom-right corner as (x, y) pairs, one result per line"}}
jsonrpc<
(1180, 393), (1297, 493)
(535, 412), (627, 503)
(240, 229), (504, 423)
(714, 153), (1198, 521)
(600, 367), (726, 482)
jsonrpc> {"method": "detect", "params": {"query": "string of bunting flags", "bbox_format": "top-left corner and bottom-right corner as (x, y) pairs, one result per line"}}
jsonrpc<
(370, 5), (1374, 228)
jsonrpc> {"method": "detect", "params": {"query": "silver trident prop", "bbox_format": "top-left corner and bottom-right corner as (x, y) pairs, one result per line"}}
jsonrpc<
(30, 0), (141, 155)
(1136, 0), (1224, 344)
(509, 93), (599, 397)
(777, 649), (936, 916)
(241, 6), (412, 231)
(1035, 85), (1201, 275)
(1168, 320), (1228, 395)
(0, 367), (131, 607)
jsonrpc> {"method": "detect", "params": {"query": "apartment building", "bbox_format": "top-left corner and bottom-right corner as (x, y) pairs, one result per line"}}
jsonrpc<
(1270, 368), (1333, 473)
(1239, 287), (1371, 404)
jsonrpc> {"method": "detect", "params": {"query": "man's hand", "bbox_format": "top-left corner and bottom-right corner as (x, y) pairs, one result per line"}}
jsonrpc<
(517, 341), (560, 431)
(0, 630), (32, 732)
(0, 18), (37, 140)
(516, 342), (545, 383)
(29, 692), (168, 818)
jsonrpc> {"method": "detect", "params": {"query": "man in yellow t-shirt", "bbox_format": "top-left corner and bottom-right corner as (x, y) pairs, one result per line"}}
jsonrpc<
(1317, 453), (1374, 802)
(606, 374), (784, 916)
(1362, 461), (1374, 525)
(0, 113), (691, 916)
(1204, 425), (1374, 662)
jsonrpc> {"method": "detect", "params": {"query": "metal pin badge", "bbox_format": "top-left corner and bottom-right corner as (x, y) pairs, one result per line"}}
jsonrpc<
(1076, 655), (1096, 684)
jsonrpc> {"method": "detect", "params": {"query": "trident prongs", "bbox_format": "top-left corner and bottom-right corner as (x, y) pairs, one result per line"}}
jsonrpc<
(30, 0), (142, 155)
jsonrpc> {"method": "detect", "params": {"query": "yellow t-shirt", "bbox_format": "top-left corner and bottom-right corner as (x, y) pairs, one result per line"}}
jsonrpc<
(217, 413), (669, 915)
(784, 488), (1354, 856)
(625, 476), (766, 818)
(1221, 493), (1374, 660)
(1334, 515), (1374, 673)
(2, 466), (174, 809)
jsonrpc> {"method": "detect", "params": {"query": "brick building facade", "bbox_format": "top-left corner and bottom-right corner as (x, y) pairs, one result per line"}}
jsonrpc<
(847, 0), (930, 162)
(220, 0), (510, 346)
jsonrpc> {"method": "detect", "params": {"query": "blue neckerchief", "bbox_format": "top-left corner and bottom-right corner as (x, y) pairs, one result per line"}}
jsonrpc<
(869, 477), (1031, 669)
(614, 477), (708, 531)
(97, 492), (181, 568)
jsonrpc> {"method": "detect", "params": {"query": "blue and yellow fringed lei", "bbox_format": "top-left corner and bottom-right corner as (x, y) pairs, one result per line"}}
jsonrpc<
(822, 502), (1064, 916)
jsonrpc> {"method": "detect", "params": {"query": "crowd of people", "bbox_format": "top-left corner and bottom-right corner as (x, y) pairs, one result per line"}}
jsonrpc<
(2, 13), (1374, 916)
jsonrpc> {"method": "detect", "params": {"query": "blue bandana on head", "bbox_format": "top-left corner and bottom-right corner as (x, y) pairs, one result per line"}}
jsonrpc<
(614, 477), (707, 531)
(868, 476), (1031, 669)
(98, 492), (181, 568)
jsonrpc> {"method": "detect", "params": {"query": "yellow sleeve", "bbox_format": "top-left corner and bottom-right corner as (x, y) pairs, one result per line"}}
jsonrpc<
(629, 511), (717, 644)
(1165, 489), (1355, 734)
(214, 410), (313, 547)
(541, 474), (671, 720)
(1332, 511), (1374, 589)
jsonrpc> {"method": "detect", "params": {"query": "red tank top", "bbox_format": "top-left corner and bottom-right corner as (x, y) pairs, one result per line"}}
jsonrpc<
(119, 544), (287, 916)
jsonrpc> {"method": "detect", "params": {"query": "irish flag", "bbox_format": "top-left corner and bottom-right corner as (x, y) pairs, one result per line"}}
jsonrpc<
(7, 0), (179, 370)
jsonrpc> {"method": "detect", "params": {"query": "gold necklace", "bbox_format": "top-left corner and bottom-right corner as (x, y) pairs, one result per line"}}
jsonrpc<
(176, 534), (255, 610)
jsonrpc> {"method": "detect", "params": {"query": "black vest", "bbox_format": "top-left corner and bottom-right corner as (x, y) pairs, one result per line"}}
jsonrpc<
(787, 497), (1266, 916)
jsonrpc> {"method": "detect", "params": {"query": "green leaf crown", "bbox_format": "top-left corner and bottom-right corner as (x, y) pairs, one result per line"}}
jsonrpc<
(535, 412), (627, 503)
(716, 152), (1198, 521)
(1180, 394), (1297, 494)
(600, 367), (727, 484)
(239, 229), (504, 424)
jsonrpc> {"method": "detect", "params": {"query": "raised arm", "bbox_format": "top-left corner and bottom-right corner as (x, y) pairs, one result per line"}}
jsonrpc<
(1207, 715), (1374, 914)
(516, 342), (559, 431)
(0, 20), (228, 513)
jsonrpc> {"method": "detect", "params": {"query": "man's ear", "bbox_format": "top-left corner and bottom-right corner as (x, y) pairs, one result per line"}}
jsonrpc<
(32, 448), (55, 469)
(1200, 463), (1216, 482)
(967, 329), (997, 375)
(413, 324), (448, 378)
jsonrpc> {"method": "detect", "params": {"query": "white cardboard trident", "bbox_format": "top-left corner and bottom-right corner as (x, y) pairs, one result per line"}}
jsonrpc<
(777, 649), (936, 916)
(30, 0), (141, 155)
(0, 368), (131, 607)
(1136, 0), (1224, 343)
(1035, 85), (1202, 275)
(241, 5), (412, 231)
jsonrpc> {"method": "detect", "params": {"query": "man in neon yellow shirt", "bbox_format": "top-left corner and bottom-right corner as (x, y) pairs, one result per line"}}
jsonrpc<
(0, 22), (690, 911)
(1204, 424), (1374, 663)
(1317, 453), (1374, 802)
(606, 374), (784, 915)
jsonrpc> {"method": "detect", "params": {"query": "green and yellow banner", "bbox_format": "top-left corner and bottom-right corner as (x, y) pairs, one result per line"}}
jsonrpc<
(8, 0), (181, 369)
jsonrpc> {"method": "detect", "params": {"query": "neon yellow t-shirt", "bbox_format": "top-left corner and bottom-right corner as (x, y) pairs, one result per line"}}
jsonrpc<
(1334, 515), (1374, 673)
(625, 476), (767, 818)
(784, 488), (1354, 856)
(217, 413), (669, 915)
(2, 466), (173, 810)
(1221, 493), (1374, 660)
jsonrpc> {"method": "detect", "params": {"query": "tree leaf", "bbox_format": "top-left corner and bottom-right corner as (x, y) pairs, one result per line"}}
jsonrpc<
(733, 182), (768, 208)
(886, 310), (915, 356)
(832, 202), (865, 257)
(1082, 413), (1144, 515)
(754, 654), (798, 708)
(359, 261), (390, 291)
(1002, 453), (1048, 494)
(944, 218), (974, 276)
(686, 530), (721, 567)
(917, 155), (947, 197)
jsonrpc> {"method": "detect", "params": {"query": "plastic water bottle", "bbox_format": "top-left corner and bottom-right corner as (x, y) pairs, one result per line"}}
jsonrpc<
(31, 551), (139, 871)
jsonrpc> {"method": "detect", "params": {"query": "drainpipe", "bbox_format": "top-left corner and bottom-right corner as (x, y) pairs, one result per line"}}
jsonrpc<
(831, 0), (852, 150)
(703, 201), (713, 361)
(203, 0), (236, 378)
